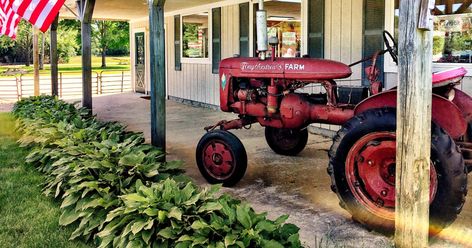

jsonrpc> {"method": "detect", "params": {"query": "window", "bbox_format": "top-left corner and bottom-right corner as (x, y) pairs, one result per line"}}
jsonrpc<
(254, 0), (302, 57)
(182, 13), (209, 59)
(395, 0), (472, 64)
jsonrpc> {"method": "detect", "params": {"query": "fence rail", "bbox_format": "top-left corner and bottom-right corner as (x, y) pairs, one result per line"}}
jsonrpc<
(0, 70), (132, 100)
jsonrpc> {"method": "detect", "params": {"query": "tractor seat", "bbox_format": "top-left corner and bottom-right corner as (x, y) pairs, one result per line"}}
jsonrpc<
(432, 67), (467, 88)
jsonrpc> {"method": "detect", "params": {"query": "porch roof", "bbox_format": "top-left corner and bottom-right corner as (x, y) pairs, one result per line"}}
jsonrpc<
(60, 0), (221, 21)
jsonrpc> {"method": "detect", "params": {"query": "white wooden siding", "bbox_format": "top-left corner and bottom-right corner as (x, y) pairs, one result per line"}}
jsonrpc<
(165, 15), (218, 105)
(316, 0), (363, 131)
(324, 0), (363, 86)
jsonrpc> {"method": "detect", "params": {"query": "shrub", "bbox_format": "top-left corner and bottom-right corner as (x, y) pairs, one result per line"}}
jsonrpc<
(12, 96), (302, 248)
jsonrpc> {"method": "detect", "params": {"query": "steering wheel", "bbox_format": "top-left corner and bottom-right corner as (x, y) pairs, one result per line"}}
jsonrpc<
(383, 30), (398, 65)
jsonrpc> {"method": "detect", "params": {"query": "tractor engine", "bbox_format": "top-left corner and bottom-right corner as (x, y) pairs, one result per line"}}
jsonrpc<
(216, 58), (356, 132)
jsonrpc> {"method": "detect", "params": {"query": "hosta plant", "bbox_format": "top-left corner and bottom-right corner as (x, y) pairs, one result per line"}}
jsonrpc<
(12, 96), (303, 248)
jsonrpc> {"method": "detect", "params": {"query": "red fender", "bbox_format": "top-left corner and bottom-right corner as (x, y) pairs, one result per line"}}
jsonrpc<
(452, 89), (472, 124)
(354, 90), (467, 139)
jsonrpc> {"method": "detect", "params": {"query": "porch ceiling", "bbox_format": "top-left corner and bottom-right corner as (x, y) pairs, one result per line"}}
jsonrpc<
(61, 0), (220, 21)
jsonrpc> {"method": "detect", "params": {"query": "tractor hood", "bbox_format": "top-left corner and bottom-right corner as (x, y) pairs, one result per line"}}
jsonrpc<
(220, 57), (352, 80)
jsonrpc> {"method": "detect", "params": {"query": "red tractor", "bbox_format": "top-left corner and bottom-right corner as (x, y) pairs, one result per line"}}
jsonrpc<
(196, 8), (471, 233)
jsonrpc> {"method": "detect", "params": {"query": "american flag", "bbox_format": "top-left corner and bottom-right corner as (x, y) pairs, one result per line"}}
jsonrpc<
(11, 0), (66, 32)
(0, 0), (20, 38)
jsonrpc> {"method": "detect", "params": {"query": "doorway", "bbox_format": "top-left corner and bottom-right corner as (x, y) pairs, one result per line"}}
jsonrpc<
(135, 32), (146, 93)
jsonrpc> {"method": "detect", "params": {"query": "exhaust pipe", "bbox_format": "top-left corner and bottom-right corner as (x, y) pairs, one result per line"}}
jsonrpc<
(256, 0), (268, 60)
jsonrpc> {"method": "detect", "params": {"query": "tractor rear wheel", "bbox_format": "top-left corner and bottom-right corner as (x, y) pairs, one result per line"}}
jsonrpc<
(466, 122), (472, 142)
(265, 127), (308, 156)
(465, 122), (472, 173)
(196, 130), (247, 187)
(328, 108), (467, 233)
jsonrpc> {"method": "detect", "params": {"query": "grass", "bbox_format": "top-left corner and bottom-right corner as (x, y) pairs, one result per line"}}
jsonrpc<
(0, 56), (130, 78)
(0, 113), (93, 248)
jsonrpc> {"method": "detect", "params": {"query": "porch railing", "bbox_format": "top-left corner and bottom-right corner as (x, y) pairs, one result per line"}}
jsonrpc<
(0, 70), (131, 100)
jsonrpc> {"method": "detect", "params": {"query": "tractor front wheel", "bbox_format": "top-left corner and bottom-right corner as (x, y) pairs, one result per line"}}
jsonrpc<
(196, 130), (247, 187)
(265, 127), (308, 156)
(328, 108), (467, 233)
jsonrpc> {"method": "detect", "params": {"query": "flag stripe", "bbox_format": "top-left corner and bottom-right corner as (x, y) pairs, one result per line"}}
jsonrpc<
(0, 0), (19, 39)
(8, 12), (19, 37)
(29, 0), (48, 24)
(39, 0), (63, 32)
(11, 0), (65, 33)
(20, 0), (36, 20)
(12, 0), (32, 17)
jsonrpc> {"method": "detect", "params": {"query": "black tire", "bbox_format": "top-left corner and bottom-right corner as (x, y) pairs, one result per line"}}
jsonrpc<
(328, 108), (467, 233)
(466, 122), (472, 142)
(465, 122), (472, 173)
(265, 127), (308, 156)
(196, 130), (247, 187)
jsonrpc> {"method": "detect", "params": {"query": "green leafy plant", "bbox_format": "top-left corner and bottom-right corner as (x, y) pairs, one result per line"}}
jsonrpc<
(98, 180), (300, 248)
(12, 96), (302, 248)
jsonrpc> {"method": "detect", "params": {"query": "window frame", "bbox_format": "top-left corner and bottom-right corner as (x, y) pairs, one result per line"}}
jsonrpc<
(180, 11), (213, 64)
(384, 0), (472, 76)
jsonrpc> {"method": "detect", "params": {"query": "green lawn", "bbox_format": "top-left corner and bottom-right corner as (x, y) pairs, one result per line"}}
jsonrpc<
(0, 113), (92, 248)
(0, 56), (130, 78)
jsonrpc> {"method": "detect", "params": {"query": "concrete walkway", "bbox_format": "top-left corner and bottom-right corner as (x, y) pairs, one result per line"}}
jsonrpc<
(90, 92), (472, 247)
(2, 93), (469, 247)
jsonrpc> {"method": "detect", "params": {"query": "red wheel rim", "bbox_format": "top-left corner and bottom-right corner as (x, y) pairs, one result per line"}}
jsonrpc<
(346, 132), (438, 220)
(202, 140), (236, 180)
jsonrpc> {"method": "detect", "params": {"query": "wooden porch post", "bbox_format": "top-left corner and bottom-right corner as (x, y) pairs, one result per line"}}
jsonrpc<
(148, 0), (166, 153)
(33, 26), (40, 96)
(395, 1), (433, 247)
(50, 15), (59, 97)
(78, 0), (95, 110)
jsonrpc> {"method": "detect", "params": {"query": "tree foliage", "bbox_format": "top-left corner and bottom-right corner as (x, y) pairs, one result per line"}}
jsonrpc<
(45, 25), (80, 63)
(0, 20), (33, 65)
(92, 21), (130, 68)
(0, 19), (129, 66)
(0, 20), (78, 65)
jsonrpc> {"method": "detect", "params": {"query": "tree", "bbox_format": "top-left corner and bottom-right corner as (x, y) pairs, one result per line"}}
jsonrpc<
(51, 26), (80, 63)
(0, 36), (15, 63)
(59, 19), (82, 53)
(12, 20), (33, 66)
(92, 20), (129, 68)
